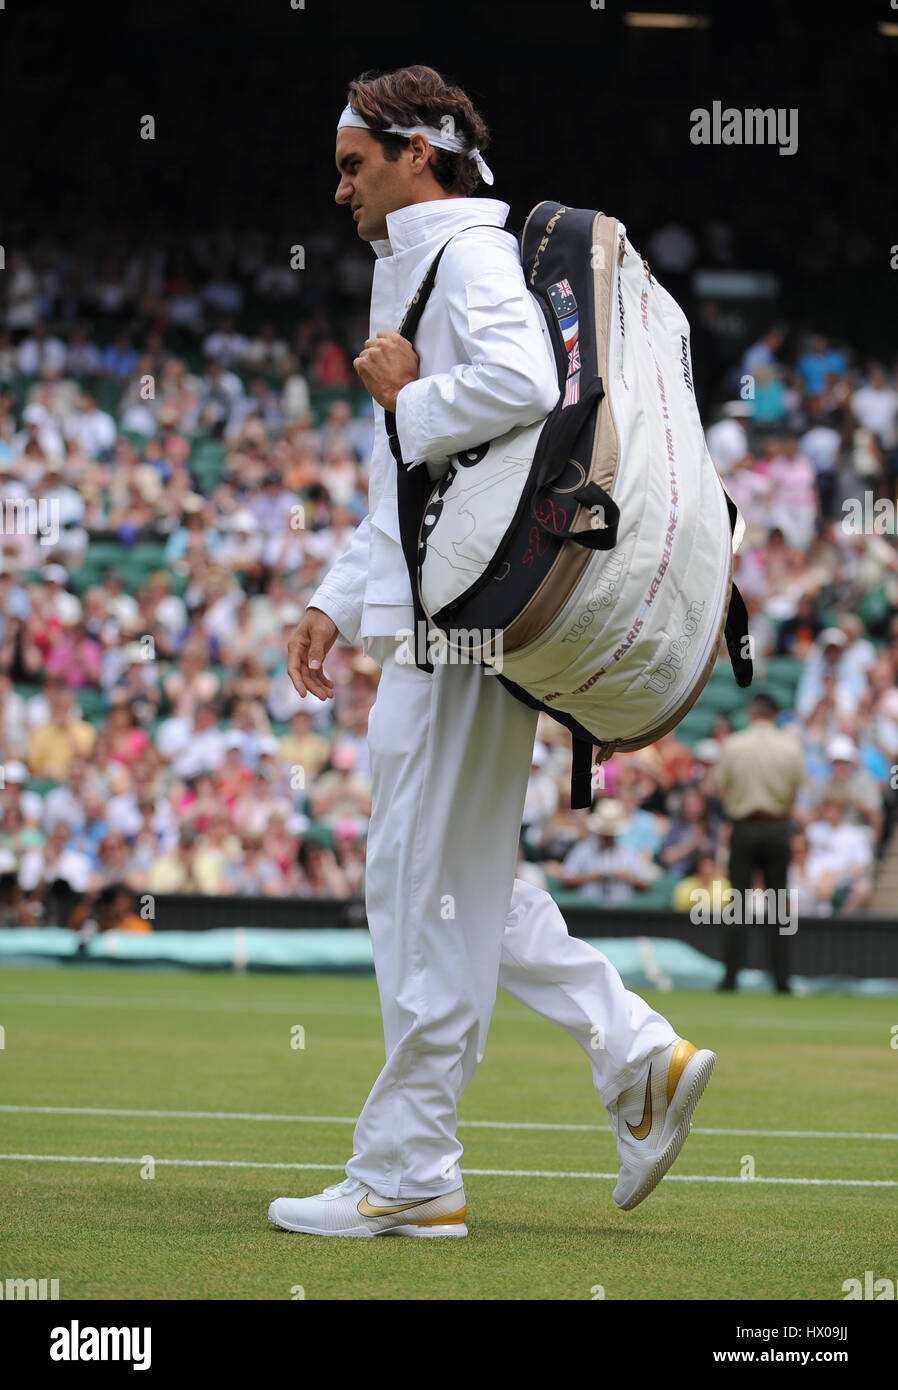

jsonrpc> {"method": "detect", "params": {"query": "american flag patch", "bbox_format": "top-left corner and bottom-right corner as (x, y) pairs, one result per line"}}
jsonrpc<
(563, 373), (581, 406)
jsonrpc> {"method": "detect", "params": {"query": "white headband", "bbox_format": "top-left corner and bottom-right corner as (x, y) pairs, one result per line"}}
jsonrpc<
(337, 103), (494, 187)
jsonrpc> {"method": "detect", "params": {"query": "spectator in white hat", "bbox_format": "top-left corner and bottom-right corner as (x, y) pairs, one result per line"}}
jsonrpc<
(560, 800), (657, 905)
(805, 735), (883, 841)
(1, 759), (44, 827)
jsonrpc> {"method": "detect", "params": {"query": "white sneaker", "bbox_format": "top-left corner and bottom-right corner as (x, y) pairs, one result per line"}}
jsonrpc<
(608, 1038), (716, 1210)
(268, 1176), (468, 1237)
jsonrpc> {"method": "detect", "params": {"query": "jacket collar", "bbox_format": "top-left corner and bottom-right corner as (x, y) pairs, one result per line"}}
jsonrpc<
(371, 197), (511, 260)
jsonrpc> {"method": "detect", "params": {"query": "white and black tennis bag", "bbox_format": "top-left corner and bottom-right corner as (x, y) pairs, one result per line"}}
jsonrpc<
(385, 201), (753, 808)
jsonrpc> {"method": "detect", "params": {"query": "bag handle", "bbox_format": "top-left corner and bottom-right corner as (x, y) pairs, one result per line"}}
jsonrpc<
(527, 377), (620, 550)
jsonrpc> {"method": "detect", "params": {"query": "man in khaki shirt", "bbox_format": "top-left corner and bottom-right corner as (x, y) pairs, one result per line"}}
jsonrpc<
(714, 691), (805, 992)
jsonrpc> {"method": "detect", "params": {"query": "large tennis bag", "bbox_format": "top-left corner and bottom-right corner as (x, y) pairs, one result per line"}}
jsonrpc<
(386, 202), (752, 808)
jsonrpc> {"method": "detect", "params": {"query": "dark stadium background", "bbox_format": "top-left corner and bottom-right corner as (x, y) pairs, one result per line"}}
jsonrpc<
(1, 0), (897, 976)
(4, 0), (896, 366)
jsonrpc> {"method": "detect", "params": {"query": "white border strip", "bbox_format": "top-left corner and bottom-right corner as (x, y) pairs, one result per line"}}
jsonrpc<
(0, 1153), (895, 1187)
(1, 1104), (896, 1142)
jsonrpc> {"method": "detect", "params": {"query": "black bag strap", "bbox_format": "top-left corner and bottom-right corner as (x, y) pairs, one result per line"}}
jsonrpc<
(384, 224), (518, 460)
(570, 737), (595, 811)
(383, 225), (518, 674)
(722, 491), (754, 689)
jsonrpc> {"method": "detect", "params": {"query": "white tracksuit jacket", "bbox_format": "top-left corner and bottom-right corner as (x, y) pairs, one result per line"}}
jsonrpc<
(307, 195), (677, 1199)
(308, 197), (560, 642)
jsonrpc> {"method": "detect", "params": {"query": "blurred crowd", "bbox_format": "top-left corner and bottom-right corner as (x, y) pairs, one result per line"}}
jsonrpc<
(524, 324), (898, 916)
(1, 241), (897, 928)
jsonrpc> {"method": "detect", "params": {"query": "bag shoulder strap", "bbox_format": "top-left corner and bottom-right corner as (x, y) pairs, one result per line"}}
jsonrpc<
(722, 490), (754, 689)
(385, 223), (519, 674)
(395, 222), (520, 347)
(385, 222), (518, 467)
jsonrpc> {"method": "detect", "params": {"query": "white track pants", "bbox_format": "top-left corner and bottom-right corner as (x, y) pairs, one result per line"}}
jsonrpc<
(345, 636), (677, 1200)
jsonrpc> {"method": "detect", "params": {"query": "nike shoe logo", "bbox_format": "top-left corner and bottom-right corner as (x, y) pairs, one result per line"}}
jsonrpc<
(356, 1193), (434, 1218)
(626, 1066), (653, 1141)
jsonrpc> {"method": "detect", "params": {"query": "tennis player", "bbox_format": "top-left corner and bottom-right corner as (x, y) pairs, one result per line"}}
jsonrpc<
(269, 65), (715, 1237)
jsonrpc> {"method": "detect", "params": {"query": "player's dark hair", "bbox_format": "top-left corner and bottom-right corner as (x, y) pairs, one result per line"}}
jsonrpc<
(346, 65), (489, 196)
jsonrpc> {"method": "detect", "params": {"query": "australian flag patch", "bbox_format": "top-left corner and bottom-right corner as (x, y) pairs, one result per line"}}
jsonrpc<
(548, 279), (577, 319)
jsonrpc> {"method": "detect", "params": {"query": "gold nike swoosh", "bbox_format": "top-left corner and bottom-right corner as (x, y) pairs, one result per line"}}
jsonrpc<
(626, 1066), (653, 1141)
(356, 1193), (434, 1218)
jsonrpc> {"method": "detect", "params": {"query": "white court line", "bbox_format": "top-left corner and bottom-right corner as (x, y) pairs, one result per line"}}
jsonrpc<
(2, 1104), (896, 1142)
(0, 1153), (895, 1187)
